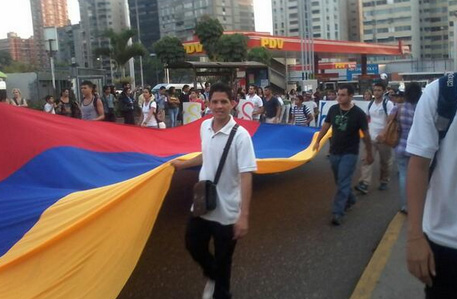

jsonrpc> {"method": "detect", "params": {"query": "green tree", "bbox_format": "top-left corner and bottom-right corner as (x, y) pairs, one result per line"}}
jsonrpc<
(195, 16), (224, 61)
(0, 51), (13, 69)
(215, 34), (248, 62)
(248, 47), (272, 66)
(3, 61), (38, 73)
(94, 29), (147, 78)
(153, 36), (186, 66)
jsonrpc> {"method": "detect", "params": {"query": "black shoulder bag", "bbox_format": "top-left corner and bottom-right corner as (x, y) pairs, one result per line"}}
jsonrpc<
(192, 124), (239, 217)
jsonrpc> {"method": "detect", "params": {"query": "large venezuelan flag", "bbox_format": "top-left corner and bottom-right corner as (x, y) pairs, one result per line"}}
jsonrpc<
(0, 103), (328, 298)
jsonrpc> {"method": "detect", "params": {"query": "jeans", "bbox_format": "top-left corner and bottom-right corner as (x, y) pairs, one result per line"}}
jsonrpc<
(425, 238), (457, 299)
(186, 217), (237, 299)
(168, 107), (179, 127)
(395, 153), (410, 211)
(329, 154), (358, 216)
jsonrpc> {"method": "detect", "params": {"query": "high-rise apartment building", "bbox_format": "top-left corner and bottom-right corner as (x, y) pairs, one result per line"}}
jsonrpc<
(30, 0), (69, 67)
(128, 0), (160, 51)
(0, 32), (37, 65)
(272, 0), (360, 41)
(78, 0), (129, 69)
(361, 0), (452, 60)
(158, 0), (255, 42)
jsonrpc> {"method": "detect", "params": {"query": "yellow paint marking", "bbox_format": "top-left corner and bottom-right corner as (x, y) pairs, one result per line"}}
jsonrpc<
(350, 213), (406, 299)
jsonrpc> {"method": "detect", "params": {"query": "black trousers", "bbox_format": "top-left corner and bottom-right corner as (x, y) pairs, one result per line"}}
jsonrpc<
(123, 110), (135, 125)
(425, 239), (457, 299)
(185, 217), (237, 299)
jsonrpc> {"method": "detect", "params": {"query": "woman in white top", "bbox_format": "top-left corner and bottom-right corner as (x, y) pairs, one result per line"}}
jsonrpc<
(140, 87), (159, 128)
(9, 88), (28, 107)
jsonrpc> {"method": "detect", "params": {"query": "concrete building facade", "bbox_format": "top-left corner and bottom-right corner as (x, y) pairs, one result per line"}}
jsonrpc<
(30, 0), (69, 68)
(271, 0), (361, 41)
(78, 0), (129, 76)
(0, 33), (37, 66)
(158, 0), (255, 42)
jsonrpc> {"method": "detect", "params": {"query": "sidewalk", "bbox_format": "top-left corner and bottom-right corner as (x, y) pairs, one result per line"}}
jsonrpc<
(350, 213), (425, 299)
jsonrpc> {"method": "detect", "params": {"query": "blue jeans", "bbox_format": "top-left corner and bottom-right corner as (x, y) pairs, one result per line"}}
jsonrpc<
(169, 107), (179, 127)
(329, 154), (358, 216)
(396, 153), (410, 211)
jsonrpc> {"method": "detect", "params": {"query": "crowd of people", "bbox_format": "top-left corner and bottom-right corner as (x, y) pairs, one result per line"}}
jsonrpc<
(2, 76), (456, 298)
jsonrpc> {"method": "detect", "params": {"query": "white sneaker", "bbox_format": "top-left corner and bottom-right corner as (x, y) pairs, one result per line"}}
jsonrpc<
(202, 279), (215, 299)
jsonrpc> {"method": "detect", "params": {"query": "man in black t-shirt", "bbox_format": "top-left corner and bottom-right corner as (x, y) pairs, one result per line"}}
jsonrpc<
(263, 86), (281, 123)
(313, 84), (374, 225)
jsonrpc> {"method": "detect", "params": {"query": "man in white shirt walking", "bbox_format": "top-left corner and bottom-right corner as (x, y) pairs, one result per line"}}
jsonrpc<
(172, 82), (257, 299)
(246, 85), (264, 122)
(355, 82), (394, 194)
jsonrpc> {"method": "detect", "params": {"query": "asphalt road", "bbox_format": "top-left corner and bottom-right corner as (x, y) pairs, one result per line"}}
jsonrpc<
(118, 144), (399, 299)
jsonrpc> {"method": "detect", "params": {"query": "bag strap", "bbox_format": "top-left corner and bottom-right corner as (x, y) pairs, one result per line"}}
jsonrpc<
(214, 124), (239, 185)
(429, 72), (457, 180)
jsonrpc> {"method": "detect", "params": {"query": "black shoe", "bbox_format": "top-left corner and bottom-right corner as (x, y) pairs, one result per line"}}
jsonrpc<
(331, 214), (343, 226)
(378, 182), (388, 191)
(354, 182), (368, 194)
(400, 208), (408, 215)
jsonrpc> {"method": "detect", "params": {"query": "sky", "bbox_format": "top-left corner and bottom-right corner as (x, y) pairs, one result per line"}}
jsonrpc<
(0, 0), (272, 39)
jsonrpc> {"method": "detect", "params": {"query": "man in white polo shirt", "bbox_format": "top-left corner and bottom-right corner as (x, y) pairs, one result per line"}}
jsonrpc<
(406, 75), (457, 298)
(172, 82), (257, 299)
(246, 84), (264, 121)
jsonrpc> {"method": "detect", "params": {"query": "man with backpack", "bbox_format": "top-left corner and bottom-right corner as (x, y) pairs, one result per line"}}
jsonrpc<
(80, 81), (104, 121)
(290, 95), (313, 126)
(355, 82), (394, 194)
(406, 73), (457, 298)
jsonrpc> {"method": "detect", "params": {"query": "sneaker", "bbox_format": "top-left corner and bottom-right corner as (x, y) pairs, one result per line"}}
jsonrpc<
(354, 182), (368, 194)
(202, 280), (215, 299)
(331, 214), (343, 226)
(400, 207), (408, 215)
(378, 182), (388, 191)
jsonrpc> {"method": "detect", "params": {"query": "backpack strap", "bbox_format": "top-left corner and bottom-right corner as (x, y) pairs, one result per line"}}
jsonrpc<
(429, 72), (457, 180)
(382, 97), (388, 115)
(213, 124), (239, 185)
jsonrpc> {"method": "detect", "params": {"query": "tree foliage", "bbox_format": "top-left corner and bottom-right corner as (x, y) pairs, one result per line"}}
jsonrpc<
(94, 29), (147, 77)
(3, 61), (38, 73)
(215, 34), (248, 62)
(0, 51), (13, 69)
(247, 47), (272, 66)
(153, 36), (186, 66)
(195, 15), (224, 61)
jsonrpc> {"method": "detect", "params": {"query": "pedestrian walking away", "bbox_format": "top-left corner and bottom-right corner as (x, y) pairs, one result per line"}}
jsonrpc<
(313, 84), (373, 226)
(171, 82), (257, 299)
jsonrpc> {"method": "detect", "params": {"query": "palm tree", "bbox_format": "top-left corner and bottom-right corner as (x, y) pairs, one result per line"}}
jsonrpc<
(94, 29), (147, 78)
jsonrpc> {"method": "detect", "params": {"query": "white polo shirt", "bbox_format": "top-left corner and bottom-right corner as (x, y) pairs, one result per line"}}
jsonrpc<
(406, 79), (457, 249)
(246, 94), (264, 121)
(367, 99), (394, 140)
(198, 116), (257, 225)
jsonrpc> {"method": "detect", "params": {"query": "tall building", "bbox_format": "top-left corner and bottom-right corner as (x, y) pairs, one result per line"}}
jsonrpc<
(271, 0), (360, 41)
(158, 0), (255, 42)
(30, 0), (69, 67)
(78, 0), (129, 69)
(361, 0), (452, 61)
(0, 32), (37, 65)
(127, 0), (160, 51)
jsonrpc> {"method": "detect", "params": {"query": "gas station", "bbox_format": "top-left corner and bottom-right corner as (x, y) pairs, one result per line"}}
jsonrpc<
(181, 31), (410, 93)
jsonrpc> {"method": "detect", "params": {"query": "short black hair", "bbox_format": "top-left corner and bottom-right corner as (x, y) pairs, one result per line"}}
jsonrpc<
(159, 86), (166, 90)
(103, 85), (110, 92)
(80, 80), (94, 89)
(338, 84), (355, 96)
(405, 82), (422, 105)
(45, 95), (54, 102)
(183, 84), (189, 89)
(264, 85), (271, 90)
(209, 82), (232, 101)
(374, 82), (386, 90)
